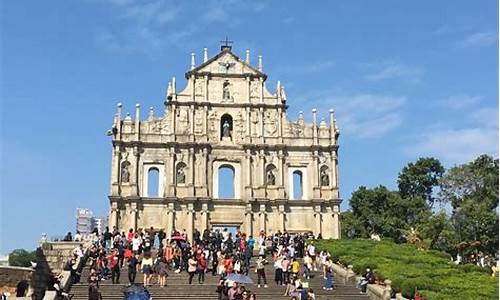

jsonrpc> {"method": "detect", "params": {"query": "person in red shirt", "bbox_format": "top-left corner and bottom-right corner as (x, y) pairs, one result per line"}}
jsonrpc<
(127, 229), (134, 242)
(107, 249), (120, 284)
(197, 253), (208, 284)
(223, 255), (233, 274)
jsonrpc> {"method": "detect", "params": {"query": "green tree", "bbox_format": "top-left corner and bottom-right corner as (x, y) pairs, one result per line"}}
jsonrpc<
(439, 154), (499, 256)
(349, 185), (411, 242)
(398, 157), (444, 208)
(8, 249), (36, 267)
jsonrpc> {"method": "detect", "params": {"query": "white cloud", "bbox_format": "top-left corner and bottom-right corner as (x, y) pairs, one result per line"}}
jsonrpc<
(364, 62), (423, 83)
(294, 89), (407, 139)
(409, 128), (498, 164)
(457, 31), (497, 48)
(438, 94), (482, 110)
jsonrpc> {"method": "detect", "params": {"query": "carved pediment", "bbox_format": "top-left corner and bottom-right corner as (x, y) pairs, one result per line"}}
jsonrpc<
(186, 50), (266, 79)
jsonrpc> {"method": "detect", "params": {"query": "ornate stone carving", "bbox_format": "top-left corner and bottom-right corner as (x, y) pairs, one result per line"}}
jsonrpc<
(251, 111), (259, 137)
(195, 110), (204, 134)
(233, 112), (245, 142)
(195, 80), (204, 96)
(250, 80), (259, 98)
(176, 109), (189, 134)
(264, 110), (278, 136)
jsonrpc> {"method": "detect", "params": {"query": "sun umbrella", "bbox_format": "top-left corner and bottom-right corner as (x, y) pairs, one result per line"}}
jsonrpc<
(226, 273), (254, 284)
(171, 235), (186, 241)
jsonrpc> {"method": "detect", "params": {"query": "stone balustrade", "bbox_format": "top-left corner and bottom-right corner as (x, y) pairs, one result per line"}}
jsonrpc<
(332, 263), (409, 300)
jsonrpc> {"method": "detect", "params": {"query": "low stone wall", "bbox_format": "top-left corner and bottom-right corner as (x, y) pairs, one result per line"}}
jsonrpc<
(33, 242), (82, 298)
(0, 266), (34, 296)
(332, 263), (409, 300)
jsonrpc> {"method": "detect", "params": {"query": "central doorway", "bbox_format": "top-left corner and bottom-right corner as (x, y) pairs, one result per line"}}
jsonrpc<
(211, 224), (240, 240)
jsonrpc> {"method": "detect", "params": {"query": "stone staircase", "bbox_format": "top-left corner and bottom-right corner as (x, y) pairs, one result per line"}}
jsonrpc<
(70, 257), (369, 300)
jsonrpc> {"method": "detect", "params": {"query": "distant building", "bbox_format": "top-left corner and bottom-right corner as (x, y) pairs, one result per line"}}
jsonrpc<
(0, 255), (9, 266)
(93, 216), (108, 235)
(76, 208), (94, 235)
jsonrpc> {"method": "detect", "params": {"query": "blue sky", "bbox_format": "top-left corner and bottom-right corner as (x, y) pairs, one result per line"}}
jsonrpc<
(1, 0), (498, 254)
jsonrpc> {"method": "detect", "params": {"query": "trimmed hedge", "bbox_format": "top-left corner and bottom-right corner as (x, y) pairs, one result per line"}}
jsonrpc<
(315, 239), (498, 300)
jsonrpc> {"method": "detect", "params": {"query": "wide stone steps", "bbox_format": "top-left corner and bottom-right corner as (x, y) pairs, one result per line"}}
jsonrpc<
(72, 258), (368, 300)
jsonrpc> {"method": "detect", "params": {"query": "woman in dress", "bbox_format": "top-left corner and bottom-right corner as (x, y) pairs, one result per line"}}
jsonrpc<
(157, 257), (168, 287)
(141, 253), (153, 287)
(322, 257), (334, 291)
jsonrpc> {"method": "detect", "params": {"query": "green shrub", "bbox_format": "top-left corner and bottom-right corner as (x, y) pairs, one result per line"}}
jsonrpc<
(315, 239), (498, 300)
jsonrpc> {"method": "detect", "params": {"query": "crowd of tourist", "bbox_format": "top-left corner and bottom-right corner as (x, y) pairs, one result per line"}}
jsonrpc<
(55, 225), (500, 300)
(68, 226), (344, 300)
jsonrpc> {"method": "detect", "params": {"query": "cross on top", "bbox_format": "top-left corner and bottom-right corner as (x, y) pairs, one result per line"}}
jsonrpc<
(220, 36), (233, 51)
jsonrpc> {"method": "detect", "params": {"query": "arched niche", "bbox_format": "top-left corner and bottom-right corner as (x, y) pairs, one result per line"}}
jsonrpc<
(220, 113), (233, 140)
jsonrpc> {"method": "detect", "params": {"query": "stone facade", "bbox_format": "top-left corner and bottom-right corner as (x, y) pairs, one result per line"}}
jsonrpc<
(108, 44), (341, 239)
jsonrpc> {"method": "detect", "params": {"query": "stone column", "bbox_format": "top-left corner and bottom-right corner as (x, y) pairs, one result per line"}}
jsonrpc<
(204, 75), (209, 101)
(203, 106), (208, 138)
(246, 107), (251, 139)
(312, 108), (317, 145)
(246, 76), (251, 102)
(166, 148), (175, 197)
(187, 203), (194, 242)
(258, 150), (265, 186)
(166, 203), (175, 237)
(110, 146), (121, 196)
(312, 150), (319, 193)
(278, 204), (285, 231)
(245, 203), (253, 235)
(259, 204), (266, 233)
(277, 151), (284, 186)
(245, 149), (252, 198)
(190, 105), (195, 142)
(278, 107), (283, 143)
(259, 107), (264, 143)
(333, 210), (340, 239)
(171, 104), (177, 141)
(130, 203), (138, 231)
(314, 205), (321, 237)
(135, 104), (140, 140)
(259, 77), (264, 103)
(130, 147), (139, 196)
(109, 202), (119, 229)
(190, 75), (195, 100)
(189, 148), (195, 188)
(200, 203), (209, 232)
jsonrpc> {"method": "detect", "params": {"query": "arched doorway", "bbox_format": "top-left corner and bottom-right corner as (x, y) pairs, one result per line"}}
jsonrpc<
(218, 165), (235, 199)
(147, 167), (160, 197)
(292, 170), (303, 200)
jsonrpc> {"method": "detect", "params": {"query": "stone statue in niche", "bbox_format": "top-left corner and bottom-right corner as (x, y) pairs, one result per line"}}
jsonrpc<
(222, 120), (231, 138)
(121, 162), (130, 183)
(222, 81), (231, 101)
(320, 168), (329, 186)
(177, 165), (186, 184)
(266, 168), (276, 185)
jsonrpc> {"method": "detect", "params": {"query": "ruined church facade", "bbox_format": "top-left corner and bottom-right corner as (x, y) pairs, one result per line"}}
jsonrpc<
(108, 44), (341, 239)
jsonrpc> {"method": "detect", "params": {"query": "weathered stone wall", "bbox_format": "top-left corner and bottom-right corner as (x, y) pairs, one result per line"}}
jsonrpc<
(33, 242), (82, 298)
(0, 266), (33, 295)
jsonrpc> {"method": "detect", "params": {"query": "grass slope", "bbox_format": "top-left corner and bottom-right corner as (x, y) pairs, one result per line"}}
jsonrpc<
(315, 239), (498, 300)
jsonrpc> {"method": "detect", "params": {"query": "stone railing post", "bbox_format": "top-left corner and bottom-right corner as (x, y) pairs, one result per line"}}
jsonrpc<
(383, 279), (392, 300)
(346, 264), (355, 284)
